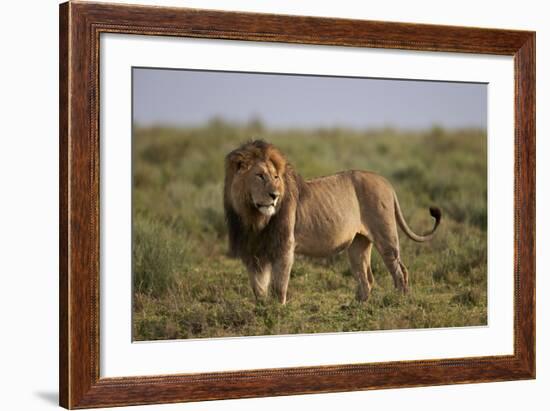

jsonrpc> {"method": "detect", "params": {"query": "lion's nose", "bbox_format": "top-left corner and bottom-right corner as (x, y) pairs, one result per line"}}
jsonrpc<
(269, 192), (280, 200)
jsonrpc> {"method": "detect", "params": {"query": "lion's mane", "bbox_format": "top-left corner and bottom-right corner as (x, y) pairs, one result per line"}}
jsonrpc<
(223, 140), (300, 271)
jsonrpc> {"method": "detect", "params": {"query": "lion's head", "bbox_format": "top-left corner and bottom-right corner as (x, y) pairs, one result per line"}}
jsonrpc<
(224, 140), (288, 223)
(224, 140), (298, 259)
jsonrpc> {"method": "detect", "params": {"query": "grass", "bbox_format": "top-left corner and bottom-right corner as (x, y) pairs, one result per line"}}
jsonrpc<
(132, 120), (487, 341)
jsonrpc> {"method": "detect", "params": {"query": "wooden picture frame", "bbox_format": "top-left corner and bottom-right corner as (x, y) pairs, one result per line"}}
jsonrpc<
(59, 1), (535, 408)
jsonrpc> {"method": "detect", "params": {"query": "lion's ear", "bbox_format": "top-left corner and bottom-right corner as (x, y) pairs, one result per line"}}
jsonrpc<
(226, 151), (249, 173)
(268, 150), (287, 177)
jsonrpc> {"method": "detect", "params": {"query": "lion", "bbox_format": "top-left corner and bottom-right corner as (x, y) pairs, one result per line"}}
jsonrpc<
(224, 140), (441, 304)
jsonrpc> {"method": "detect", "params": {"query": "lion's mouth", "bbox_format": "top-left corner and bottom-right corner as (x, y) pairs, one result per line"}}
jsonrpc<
(255, 202), (276, 216)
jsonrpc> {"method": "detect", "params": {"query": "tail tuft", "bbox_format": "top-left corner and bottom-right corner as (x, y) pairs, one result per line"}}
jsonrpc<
(429, 207), (442, 224)
(394, 190), (442, 242)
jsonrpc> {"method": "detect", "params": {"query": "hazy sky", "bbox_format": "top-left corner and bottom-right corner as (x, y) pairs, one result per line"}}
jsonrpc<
(133, 68), (487, 130)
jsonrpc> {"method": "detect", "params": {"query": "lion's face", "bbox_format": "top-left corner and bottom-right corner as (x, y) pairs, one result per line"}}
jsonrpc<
(233, 160), (284, 217)
(244, 161), (283, 216)
(225, 140), (288, 228)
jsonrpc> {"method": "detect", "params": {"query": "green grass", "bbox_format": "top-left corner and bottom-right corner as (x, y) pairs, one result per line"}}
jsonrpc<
(132, 120), (487, 340)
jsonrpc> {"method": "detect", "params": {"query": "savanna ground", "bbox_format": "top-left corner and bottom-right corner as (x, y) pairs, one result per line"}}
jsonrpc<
(132, 120), (487, 341)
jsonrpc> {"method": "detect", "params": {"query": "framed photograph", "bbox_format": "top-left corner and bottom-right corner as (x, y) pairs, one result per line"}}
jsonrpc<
(59, 1), (535, 409)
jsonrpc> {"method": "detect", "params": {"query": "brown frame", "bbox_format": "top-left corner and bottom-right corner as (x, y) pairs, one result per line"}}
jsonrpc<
(59, 1), (536, 409)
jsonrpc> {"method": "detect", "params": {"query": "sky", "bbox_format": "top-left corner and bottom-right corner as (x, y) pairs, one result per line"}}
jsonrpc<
(133, 67), (487, 130)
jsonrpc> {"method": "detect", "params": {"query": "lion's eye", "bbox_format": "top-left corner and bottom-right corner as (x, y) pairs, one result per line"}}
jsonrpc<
(256, 173), (265, 181)
(274, 175), (279, 179)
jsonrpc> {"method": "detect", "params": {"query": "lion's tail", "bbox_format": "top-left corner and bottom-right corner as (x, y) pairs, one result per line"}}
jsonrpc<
(393, 191), (441, 242)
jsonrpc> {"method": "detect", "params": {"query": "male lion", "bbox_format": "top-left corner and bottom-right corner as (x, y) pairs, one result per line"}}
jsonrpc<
(224, 140), (441, 304)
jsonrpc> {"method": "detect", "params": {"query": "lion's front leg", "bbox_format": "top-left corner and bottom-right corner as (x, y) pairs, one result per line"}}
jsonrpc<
(272, 241), (295, 305)
(247, 262), (272, 301)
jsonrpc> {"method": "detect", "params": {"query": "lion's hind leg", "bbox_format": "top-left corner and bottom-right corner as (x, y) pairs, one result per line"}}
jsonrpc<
(374, 240), (409, 294)
(399, 261), (410, 290)
(347, 234), (375, 302)
(365, 213), (409, 294)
